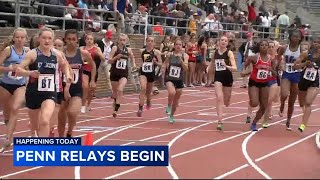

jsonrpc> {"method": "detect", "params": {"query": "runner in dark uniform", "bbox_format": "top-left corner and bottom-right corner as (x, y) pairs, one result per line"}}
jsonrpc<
(293, 36), (320, 132)
(108, 33), (136, 117)
(137, 36), (162, 117)
(161, 38), (189, 123)
(208, 35), (237, 131)
(58, 29), (95, 137)
(15, 28), (72, 137)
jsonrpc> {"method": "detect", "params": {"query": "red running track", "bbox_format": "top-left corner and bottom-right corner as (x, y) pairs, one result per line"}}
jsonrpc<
(1, 82), (320, 179)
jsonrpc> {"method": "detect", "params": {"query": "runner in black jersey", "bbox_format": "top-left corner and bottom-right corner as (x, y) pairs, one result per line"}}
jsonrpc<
(160, 38), (189, 123)
(208, 35), (237, 130)
(137, 36), (162, 117)
(15, 28), (72, 137)
(58, 29), (96, 137)
(108, 33), (136, 117)
(293, 36), (320, 132)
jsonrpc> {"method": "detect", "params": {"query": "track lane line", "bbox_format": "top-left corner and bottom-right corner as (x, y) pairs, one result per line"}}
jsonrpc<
(214, 108), (320, 179)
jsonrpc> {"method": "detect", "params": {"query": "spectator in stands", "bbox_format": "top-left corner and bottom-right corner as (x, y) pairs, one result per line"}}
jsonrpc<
(247, 0), (256, 24)
(230, 0), (240, 13)
(277, 11), (290, 40)
(259, 1), (268, 14)
(260, 12), (272, 38)
(293, 15), (302, 28)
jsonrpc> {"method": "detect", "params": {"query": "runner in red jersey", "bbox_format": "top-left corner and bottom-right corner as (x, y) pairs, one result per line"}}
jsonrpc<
(242, 39), (277, 131)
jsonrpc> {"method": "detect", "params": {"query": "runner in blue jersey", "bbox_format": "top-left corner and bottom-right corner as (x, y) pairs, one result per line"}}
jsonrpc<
(277, 30), (304, 130)
(0, 28), (29, 151)
(15, 27), (72, 138)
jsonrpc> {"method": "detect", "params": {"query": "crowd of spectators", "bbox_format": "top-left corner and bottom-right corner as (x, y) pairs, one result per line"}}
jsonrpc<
(0, 0), (313, 40)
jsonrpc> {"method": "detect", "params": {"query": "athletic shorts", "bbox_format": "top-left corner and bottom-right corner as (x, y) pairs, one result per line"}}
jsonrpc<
(26, 91), (57, 110)
(248, 78), (269, 88)
(83, 70), (98, 83)
(282, 71), (301, 84)
(214, 70), (233, 87)
(0, 82), (25, 95)
(165, 79), (184, 89)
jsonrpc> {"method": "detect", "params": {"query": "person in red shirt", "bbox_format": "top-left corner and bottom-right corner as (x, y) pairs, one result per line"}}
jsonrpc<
(247, 0), (256, 24)
(242, 39), (277, 131)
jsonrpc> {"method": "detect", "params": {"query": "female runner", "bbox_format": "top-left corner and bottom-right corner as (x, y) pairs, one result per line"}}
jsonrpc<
(108, 33), (136, 117)
(243, 40), (277, 131)
(207, 35), (237, 130)
(137, 36), (162, 116)
(261, 40), (281, 128)
(0, 28), (29, 150)
(80, 32), (104, 113)
(58, 29), (95, 137)
(293, 36), (320, 132)
(16, 27), (72, 137)
(277, 30), (304, 130)
(161, 38), (188, 123)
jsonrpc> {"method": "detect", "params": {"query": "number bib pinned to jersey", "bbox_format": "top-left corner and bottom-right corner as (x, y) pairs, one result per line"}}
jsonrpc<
(169, 66), (181, 78)
(38, 74), (55, 92)
(215, 59), (226, 71)
(285, 63), (296, 73)
(303, 68), (317, 81)
(142, 62), (153, 73)
(256, 69), (269, 80)
(63, 69), (79, 84)
(116, 59), (127, 70)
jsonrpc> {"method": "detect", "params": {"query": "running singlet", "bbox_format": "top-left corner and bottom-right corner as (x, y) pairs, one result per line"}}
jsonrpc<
(302, 51), (320, 82)
(250, 54), (272, 83)
(82, 46), (101, 72)
(27, 48), (58, 94)
(1, 46), (27, 85)
(141, 49), (156, 74)
(110, 46), (129, 75)
(165, 53), (184, 81)
(283, 45), (301, 73)
(214, 50), (231, 72)
(64, 48), (83, 87)
(187, 44), (197, 62)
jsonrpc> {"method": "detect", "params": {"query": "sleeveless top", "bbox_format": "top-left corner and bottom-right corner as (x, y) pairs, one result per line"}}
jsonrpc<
(27, 48), (58, 94)
(1, 46), (27, 85)
(82, 46), (100, 72)
(283, 45), (302, 73)
(187, 43), (197, 62)
(161, 43), (170, 61)
(250, 53), (272, 83)
(141, 48), (157, 74)
(206, 46), (215, 61)
(301, 50), (320, 82)
(64, 48), (83, 87)
(110, 46), (129, 75)
(213, 49), (231, 73)
(165, 53), (184, 81)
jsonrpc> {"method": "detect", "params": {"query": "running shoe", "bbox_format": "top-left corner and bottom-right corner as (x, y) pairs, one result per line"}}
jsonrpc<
(217, 122), (224, 131)
(298, 124), (306, 132)
(286, 121), (292, 131)
(245, 116), (251, 123)
(169, 115), (174, 124)
(137, 110), (142, 117)
(166, 106), (172, 115)
(251, 123), (258, 131)
(262, 123), (269, 128)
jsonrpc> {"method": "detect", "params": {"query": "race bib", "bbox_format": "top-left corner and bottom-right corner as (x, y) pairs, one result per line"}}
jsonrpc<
(285, 63), (296, 73)
(142, 62), (153, 73)
(116, 59), (127, 70)
(38, 74), (55, 92)
(169, 66), (181, 78)
(215, 59), (226, 71)
(256, 69), (269, 80)
(303, 68), (317, 81)
(63, 69), (79, 84)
